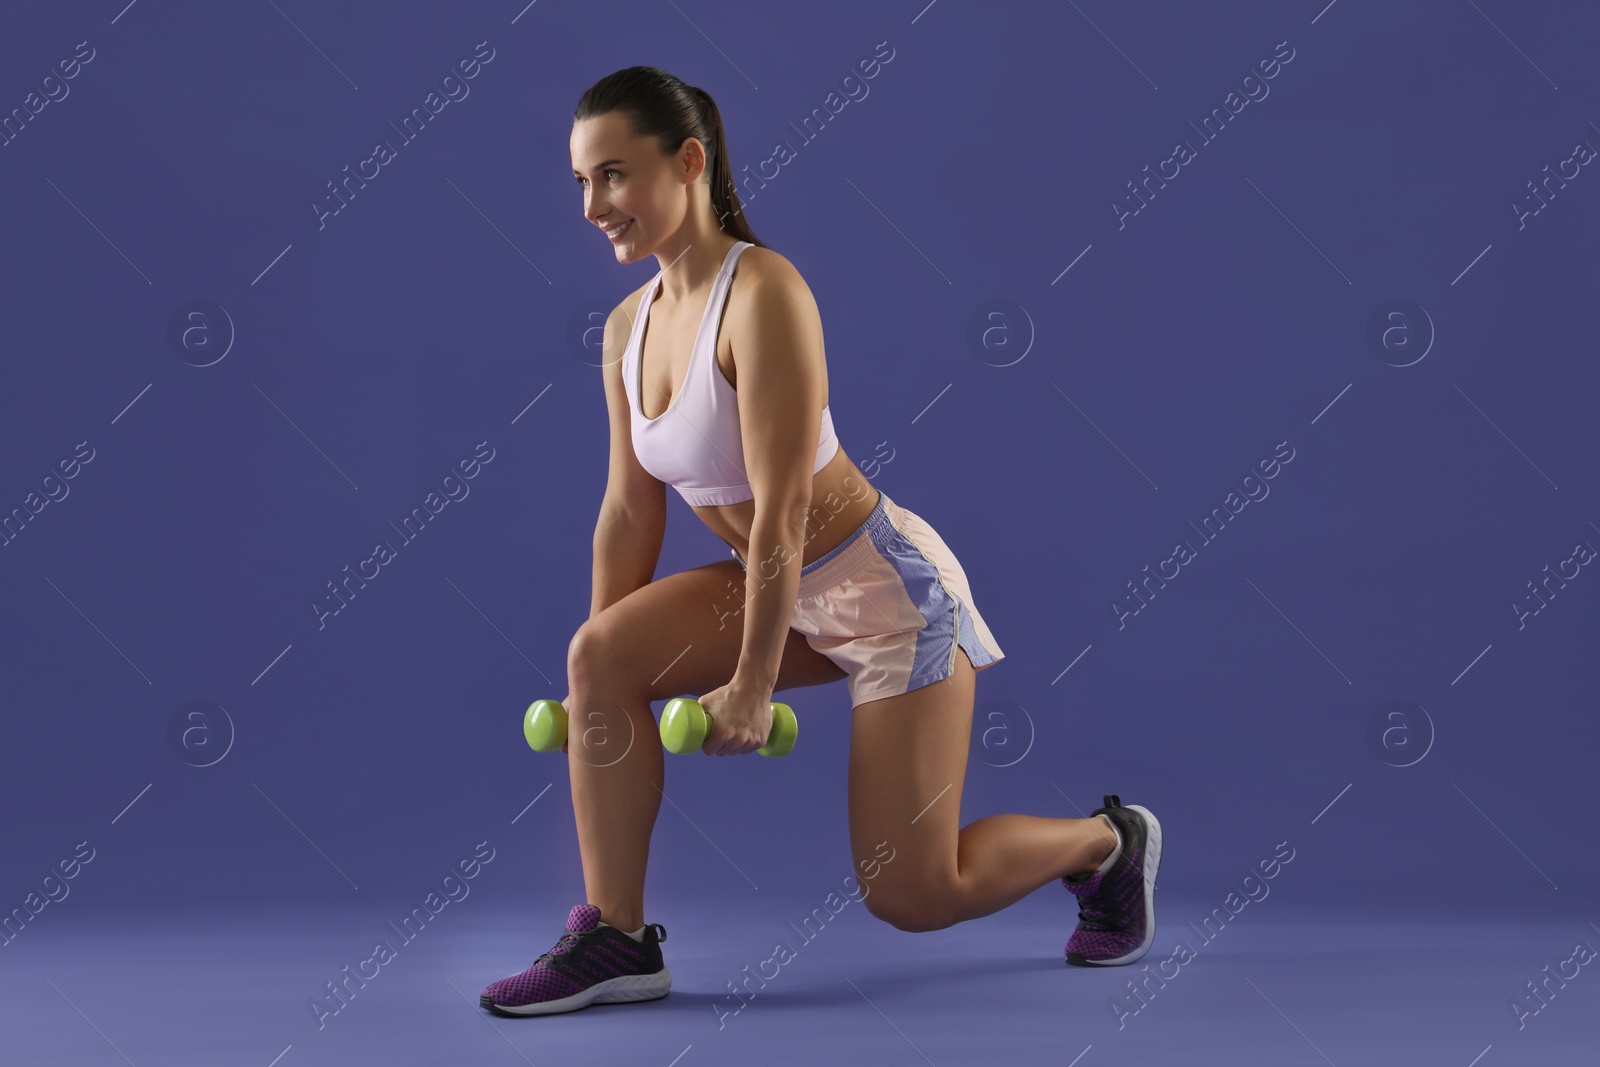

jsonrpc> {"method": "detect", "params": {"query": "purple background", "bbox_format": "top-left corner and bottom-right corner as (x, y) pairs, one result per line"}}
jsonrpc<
(1, 1), (1595, 1064)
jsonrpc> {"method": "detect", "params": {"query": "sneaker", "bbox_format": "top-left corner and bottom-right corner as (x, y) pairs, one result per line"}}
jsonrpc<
(480, 903), (671, 1016)
(1062, 794), (1162, 966)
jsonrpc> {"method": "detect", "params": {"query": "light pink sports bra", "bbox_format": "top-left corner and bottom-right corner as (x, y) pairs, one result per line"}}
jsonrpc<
(623, 240), (839, 506)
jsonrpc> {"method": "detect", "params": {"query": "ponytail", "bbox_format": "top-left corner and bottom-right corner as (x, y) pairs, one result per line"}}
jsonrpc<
(687, 86), (758, 244)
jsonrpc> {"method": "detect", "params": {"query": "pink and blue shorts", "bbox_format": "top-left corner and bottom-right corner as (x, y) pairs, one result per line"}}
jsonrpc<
(733, 490), (1005, 708)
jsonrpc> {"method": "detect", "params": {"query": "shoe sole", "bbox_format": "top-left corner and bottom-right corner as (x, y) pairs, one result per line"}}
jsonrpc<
(480, 968), (672, 1017)
(1067, 804), (1162, 967)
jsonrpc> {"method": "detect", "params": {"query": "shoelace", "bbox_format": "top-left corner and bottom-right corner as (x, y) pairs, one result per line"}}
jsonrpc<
(1069, 859), (1131, 932)
(533, 930), (584, 967)
(535, 928), (629, 979)
(1073, 894), (1115, 932)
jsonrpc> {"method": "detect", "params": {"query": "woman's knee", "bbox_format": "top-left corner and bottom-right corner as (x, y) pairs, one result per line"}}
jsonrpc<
(566, 621), (641, 720)
(860, 874), (956, 933)
(567, 617), (635, 694)
(863, 893), (950, 933)
(566, 619), (598, 686)
(561, 621), (656, 760)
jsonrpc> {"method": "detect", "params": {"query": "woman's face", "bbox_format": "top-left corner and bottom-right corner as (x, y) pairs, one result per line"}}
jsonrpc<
(571, 112), (703, 265)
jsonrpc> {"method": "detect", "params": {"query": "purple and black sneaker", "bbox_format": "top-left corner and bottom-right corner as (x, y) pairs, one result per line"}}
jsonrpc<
(480, 903), (671, 1016)
(1062, 794), (1162, 966)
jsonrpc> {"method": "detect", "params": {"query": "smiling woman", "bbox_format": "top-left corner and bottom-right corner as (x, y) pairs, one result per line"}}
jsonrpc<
(478, 65), (1143, 1024)
(569, 67), (763, 252)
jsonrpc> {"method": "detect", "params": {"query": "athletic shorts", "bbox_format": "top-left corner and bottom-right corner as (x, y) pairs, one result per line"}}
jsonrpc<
(732, 490), (1004, 708)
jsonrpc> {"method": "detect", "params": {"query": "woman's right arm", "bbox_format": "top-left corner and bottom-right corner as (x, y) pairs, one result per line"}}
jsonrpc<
(590, 299), (667, 620)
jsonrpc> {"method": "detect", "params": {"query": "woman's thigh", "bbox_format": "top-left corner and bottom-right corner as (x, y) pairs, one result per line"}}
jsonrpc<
(573, 558), (848, 702)
(845, 648), (976, 932)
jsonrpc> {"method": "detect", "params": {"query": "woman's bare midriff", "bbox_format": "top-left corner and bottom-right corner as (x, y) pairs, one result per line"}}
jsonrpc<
(694, 445), (881, 569)
(629, 243), (882, 572)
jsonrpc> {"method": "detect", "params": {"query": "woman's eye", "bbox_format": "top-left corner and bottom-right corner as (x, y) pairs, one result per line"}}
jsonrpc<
(576, 170), (621, 187)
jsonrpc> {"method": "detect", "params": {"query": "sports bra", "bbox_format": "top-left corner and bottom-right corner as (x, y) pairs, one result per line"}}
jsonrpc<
(622, 240), (840, 506)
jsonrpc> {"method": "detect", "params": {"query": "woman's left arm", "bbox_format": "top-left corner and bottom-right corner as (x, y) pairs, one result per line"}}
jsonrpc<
(728, 263), (826, 698)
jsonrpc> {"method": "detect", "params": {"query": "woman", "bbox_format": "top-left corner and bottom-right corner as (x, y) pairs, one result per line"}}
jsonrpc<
(481, 66), (1162, 1018)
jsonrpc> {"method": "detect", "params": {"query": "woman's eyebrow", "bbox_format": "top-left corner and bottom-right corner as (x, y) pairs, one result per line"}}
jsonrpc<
(573, 158), (627, 175)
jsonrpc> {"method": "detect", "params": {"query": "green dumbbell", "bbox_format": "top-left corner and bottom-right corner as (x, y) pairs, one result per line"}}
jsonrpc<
(524, 697), (799, 757)
(659, 697), (798, 757)
(524, 699), (568, 752)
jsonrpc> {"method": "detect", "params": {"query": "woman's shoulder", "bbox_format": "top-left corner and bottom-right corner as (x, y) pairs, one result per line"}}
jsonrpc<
(739, 241), (796, 275)
(737, 243), (803, 284)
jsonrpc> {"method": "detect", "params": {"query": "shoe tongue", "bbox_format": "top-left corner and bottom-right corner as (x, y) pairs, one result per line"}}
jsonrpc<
(567, 903), (602, 933)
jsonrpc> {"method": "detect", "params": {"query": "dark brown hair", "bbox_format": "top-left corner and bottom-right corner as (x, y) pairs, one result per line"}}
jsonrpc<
(574, 66), (764, 248)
